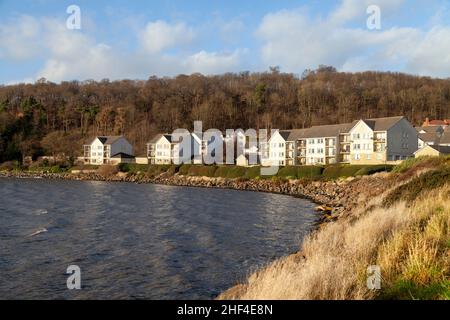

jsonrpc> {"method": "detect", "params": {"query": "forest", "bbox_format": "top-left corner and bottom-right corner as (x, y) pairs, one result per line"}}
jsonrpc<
(0, 66), (449, 162)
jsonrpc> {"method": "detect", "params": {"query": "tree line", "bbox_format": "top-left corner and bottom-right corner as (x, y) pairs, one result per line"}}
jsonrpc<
(0, 67), (449, 162)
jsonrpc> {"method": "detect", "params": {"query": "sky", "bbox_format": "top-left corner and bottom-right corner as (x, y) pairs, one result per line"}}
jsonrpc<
(0, 0), (450, 84)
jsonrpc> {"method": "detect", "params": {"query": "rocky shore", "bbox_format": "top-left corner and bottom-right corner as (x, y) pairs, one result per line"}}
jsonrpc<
(0, 170), (390, 225)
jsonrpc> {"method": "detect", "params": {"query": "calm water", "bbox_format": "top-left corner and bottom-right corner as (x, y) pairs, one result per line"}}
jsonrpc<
(0, 177), (317, 299)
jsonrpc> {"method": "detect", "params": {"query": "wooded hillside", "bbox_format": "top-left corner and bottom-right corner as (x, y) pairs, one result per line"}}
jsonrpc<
(1, 67), (449, 162)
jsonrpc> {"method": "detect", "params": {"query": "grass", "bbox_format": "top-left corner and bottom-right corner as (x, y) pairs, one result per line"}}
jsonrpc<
(218, 164), (450, 300)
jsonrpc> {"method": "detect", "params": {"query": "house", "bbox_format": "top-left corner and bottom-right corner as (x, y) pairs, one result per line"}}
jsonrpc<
(262, 130), (293, 166)
(236, 154), (250, 167)
(348, 116), (418, 164)
(416, 126), (450, 148)
(297, 123), (355, 165)
(415, 145), (450, 158)
(422, 117), (450, 128)
(147, 132), (202, 165)
(262, 116), (418, 166)
(83, 136), (134, 165)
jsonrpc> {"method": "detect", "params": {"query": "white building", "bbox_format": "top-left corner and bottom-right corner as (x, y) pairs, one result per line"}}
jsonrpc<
(263, 116), (418, 166)
(83, 136), (134, 165)
(147, 133), (202, 165)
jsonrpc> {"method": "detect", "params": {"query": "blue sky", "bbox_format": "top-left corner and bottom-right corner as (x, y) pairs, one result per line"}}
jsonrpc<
(0, 0), (449, 84)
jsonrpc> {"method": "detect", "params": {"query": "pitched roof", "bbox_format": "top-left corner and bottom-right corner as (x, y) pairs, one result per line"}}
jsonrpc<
(111, 152), (135, 158)
(148, 133), (172, 144)
(87, 136), (124, 145)
(360, 116), (404, 131)
(418, 132), (439, 143)
(439, 132), (450, 144)
(296, 122), (356, 139)
(415, 126), (444, 134)
(428, 145), (450, 154)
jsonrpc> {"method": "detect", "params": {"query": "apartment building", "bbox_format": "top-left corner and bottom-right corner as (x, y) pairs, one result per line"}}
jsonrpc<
(147, 133), (202, 165)
(82, 136), (134, 165)
(263, 116), (418, 166)
(348, 116), (418, 164)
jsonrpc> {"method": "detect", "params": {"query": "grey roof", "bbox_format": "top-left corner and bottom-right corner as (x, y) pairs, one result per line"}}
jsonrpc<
(418, 132), (439, 143)
(294, 122), (356, 139)
(148, 133), (172, 144)
(428, 145), (450, 154)
(439, 132), (450, 144)
(361, 116), (404, 131)
(415, 126), (444, 134)
(111, 152), (135, 159)
(278, 130), (292, 140)
(88, 136), (124, 145)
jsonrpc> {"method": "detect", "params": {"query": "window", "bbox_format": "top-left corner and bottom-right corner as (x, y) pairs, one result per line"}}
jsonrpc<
(354, 144), (361, 150)
(279, 143), (284, 148)
(309, 139), (315, 144)
(377, 153), (382, 160)
(354, 154), (361, 160)
(353, 133), (360, 140)
(366, 154), (371, 160)
(317, 138), (324, 144)
(279, 152), (284, 157)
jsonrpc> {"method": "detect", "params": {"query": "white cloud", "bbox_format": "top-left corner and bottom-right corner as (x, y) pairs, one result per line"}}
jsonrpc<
(257, 4), (450, 77)
(1, 16), (245, 83)
(183, 50), (244, 74)
(0, 15), (42, 60)
(140, 20), (195, 53)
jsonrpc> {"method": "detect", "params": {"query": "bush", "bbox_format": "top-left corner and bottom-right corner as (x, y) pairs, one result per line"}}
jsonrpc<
(322, 165), (384, 179)
(98, 165), (119, 176)
(147, 165), (170, 177)
(226, 166), (247, 178)
(179, 164), (192, 175)
(383, 167), (450, 207)
(355, 165), (392, 176)
(296, 166), (324, 179)
(187, 165), (217, 177)
(392, 156), (450, 174)
(0, 160), (20, 171)
(277, 166), (298, 178)
(119, 163), (149, 173)
(245, 166), (262, 179)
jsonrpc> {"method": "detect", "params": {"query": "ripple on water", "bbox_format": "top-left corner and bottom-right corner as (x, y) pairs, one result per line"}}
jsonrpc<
(0, 178), (318, 299)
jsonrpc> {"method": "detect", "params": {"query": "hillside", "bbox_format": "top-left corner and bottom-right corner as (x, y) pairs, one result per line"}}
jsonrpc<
(218, 156), (450, 300)
(1, 68), (450, 163)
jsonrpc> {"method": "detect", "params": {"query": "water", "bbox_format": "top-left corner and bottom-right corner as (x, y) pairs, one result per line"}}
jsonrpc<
(0, 178), (318, 299)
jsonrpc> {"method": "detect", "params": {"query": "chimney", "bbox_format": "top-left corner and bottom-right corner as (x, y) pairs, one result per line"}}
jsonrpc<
(423, 117), (430, 126)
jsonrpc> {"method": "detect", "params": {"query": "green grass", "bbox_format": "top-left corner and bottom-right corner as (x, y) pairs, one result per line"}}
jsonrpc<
(383, 167), (450, 207)
(322, 165), (386, 179)
(187, 165), (217, 177)
(381, 279), (450, 300)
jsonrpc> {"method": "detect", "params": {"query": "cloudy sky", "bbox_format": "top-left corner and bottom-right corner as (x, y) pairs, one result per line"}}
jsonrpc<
(1, 0), (450, 84)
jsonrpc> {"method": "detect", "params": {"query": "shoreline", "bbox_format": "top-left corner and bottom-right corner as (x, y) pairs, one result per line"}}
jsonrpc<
(0, 170), (373, 223)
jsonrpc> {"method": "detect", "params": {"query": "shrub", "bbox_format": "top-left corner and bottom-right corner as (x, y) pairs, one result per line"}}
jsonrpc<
(119, 163), (149, 173)
(296, 166), (324, 179)
(187, 165), (217, 177)
(392, 156), (449, 174)
(245, 166), (262, 179)
(0, 161), (20, 171)
(355, 165), (392, 176)
(383, 167), (450, 207)
(147, 165), (170, 177)
(226, 166), (247, 178)
(179, 164), (192, 175)
(98, 165), (119, 176)
(277, 166), (298, 178)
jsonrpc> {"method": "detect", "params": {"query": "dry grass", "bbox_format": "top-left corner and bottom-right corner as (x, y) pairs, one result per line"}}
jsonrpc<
(219, 182), (450, 300)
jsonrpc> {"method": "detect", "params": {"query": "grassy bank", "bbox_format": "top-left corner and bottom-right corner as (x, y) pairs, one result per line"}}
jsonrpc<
(117, 163), (393, 180)
(219, 156), (450, 300)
